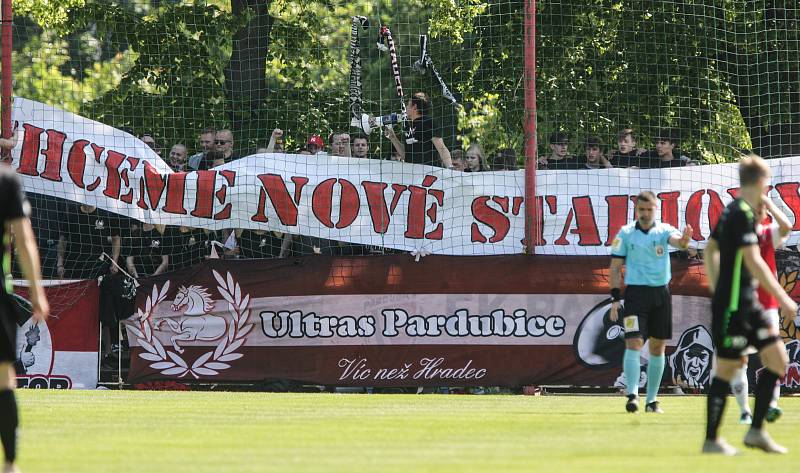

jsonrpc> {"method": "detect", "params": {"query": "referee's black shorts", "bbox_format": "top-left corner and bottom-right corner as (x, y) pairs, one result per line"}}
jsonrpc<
(712, 301), (779, 360)
(622, 285), (672, 340)
(0, 296), (19, 363)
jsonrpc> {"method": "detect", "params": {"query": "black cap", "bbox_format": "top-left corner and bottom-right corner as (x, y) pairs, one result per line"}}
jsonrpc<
(655, 128), (677, 144)
(585, 135), (603, 148)
(549, 131), (569, 145)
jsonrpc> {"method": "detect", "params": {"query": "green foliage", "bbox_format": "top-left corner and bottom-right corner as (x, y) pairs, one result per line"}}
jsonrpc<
(9, 1), (800, 163)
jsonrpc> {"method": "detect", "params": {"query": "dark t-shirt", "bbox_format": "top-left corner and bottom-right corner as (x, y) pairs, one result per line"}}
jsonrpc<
(172, 227), (207, 270)
(124, 225), (176, 277)
(710, 199), (759, 312)
(627, 151), (690, 169)
(1, 168), (28, 296)
(404, 116), (438, 166)
(540, 156), (582, 170)
(59, 204), (128, 279)
(238, 230), (283, 259)
(575, 155), (605, 170)
(609, 151), (639, 168)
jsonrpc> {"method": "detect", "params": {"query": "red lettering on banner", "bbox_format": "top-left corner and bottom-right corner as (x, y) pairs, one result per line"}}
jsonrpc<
(252, 174), (309, 225)
(120, 156), (139, 204)
(17, 124), (44, 176)
(405, 175), (442, 240)
(163, 173), (188, 215)
(658, 191), (680, 228)
(605, 195), (629, 245)
(214, 170), (236, 220)
(137, 161), (167, 210)
(727, 187), (740, 199)
(685, 189), (724, 240)
(390, 184), (408, 214)
(66, 139), (101, 191)
(555, 197), (600, 246)
(40, 129), (67, 182)
(102, 150), (126, 200)
(426, 188), (444, 240)
(471, 196), (510, 243)
(362, 181), (390, 233)
(312, 178), (360, 229)
(191, 171), (217, 218)
(774, 182), (800, 230)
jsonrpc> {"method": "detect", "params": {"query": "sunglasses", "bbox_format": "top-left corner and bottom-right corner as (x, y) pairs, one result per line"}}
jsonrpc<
(215, 140), (231, 145)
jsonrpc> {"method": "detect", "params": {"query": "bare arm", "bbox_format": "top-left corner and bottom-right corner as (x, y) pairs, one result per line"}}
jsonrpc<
(742, 244), (797, 313)
(110, 235), (121, 273)
(384, 126), (405, 160)
(126, 256), (139, 279)
(432, 137), (452, 168)
(266, 128), (282, 153)
(9, 218), (49, 321)
(56, 235), (66, 277)
(278, 233), (294, 258)
(764, 198), (792, 238)
(152, 255), (169, 276)
(608, 257), (624, 321)
(668, 225), (693, 250)
(703, 238), (719, 294)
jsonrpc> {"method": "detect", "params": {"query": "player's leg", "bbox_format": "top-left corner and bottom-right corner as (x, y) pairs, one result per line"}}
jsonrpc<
(730, 358), (752, 424)
(702, 356), (742, 455)
(621, 286), (646, 412)
(0, 363), (18, 473)
(644, 287), (670, 412)
(744, 339), (788, 453)
(763, 308), (782, 423)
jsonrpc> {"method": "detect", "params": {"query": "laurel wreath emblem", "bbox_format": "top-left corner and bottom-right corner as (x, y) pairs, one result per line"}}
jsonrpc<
(127, 270), (253, 378)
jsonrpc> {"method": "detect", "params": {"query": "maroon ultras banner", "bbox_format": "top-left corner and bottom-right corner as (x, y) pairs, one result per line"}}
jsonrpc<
(125, 255), (731, 388)
(13, 280), (99, 389)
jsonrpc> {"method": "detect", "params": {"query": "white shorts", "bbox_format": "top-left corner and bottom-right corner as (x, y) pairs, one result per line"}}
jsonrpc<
(764, 308), (780, 328)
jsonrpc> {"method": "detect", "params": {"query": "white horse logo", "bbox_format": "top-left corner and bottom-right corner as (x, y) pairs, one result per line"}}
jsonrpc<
(154, 285), (226, 354)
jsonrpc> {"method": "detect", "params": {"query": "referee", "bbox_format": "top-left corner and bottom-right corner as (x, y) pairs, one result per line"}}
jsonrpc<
(702, 155), (795, 455)
(0, 165), (50, 473)
(609, 191), (692, 413)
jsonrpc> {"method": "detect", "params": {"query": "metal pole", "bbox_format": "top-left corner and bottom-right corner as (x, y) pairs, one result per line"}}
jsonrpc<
(523, 0), (538, 254)
(1, 0), (11, 150)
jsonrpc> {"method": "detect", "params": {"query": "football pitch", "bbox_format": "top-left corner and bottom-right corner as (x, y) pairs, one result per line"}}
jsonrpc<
(14, 391), (800, 472)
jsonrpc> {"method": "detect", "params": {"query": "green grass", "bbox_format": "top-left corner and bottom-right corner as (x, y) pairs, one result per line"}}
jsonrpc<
(13, 391), (800, 472)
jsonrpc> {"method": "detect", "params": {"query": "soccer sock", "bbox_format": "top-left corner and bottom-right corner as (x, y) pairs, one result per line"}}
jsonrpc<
(731, 367), (751, 414)
(0, 389), (18, 463)
(623, 349), (640, 396)
(753, 370), (779, 429)
(770, 381), (780, 409)
(706, 377), (730, 441)
(645, 354), (665, 404)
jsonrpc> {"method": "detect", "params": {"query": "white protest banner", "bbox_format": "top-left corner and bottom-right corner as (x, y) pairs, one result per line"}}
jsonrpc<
(10, 97), (800, 255)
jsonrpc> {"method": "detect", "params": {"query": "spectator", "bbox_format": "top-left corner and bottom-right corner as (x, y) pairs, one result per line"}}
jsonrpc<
(609, 128), (646, 168)
(198, 150), (226, 171)
(450, 149), (466, 171)
(639, 128), (691, 168)
(236, 228), (288, 259)
(215, 129), (239, 162)
(167, 144), (188, 172)
(351, 133), (370, 159)
(579, 136), (607, 170)
(493, 148), (518, 171)
(266, 128), (285, 153)
(464, 143), (490, 172)
(384, 91), (452, 167)
(188, 128), (216, 171)
(330, 132), (352, 157)
(24, 193), (65, 278)
(57, 203), (126, 280)
(124, 223), (172, 278)
(306, 135), (325, 155)
(539, 132), (579, 169)
(140, 133), (161, 157)
(172, 226), (206, 270)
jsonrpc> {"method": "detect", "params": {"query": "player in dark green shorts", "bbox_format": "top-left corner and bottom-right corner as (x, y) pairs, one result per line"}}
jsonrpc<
(0, 166), (50, 473)
(702, 155), (795, 455)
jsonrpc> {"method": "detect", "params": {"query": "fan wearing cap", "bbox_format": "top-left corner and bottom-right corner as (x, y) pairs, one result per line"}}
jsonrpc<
(305, 135), (325, 155)
(539, 132), (579, 170)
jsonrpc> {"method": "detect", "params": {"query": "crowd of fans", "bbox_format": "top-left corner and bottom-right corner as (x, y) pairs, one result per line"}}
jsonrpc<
(17, 90), (701, 367)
